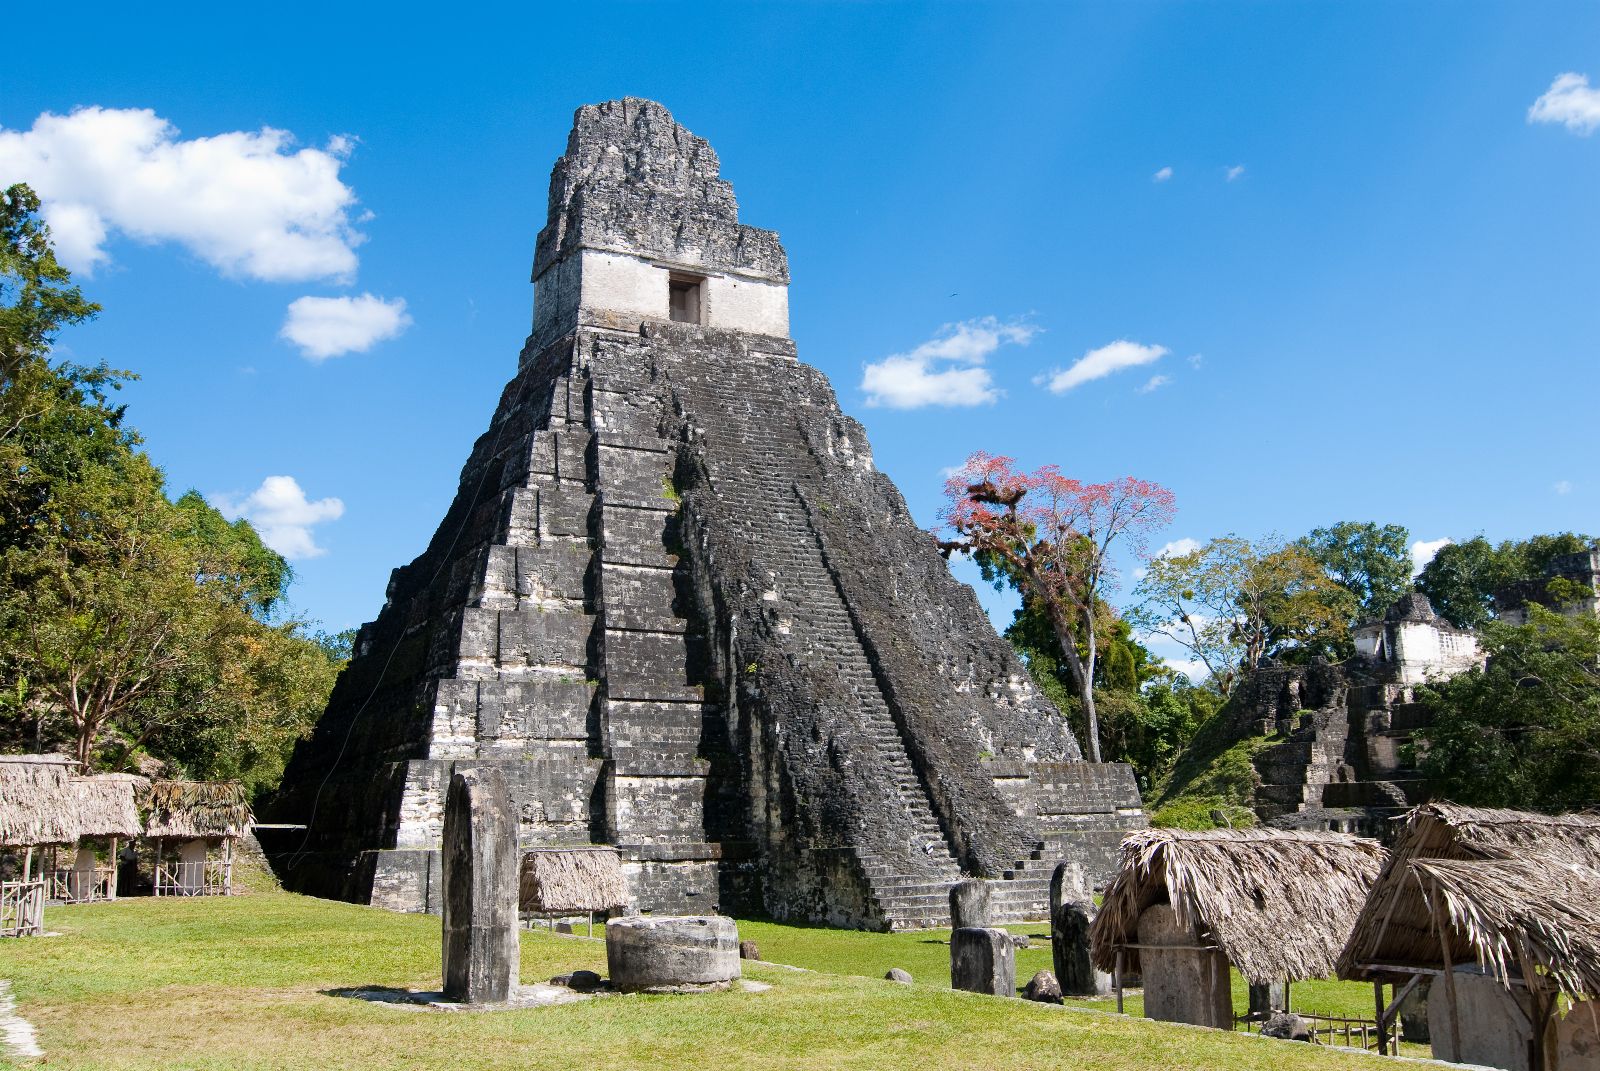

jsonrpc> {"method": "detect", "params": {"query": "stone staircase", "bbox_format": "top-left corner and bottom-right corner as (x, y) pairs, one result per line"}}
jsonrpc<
(1252, 704), (1352, 822)
(670, 351), (1062, 928)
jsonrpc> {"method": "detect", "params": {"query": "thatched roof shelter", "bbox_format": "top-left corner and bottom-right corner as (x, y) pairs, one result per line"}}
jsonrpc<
(0, 755), (81, 848)
(1339, 803), (1600, 1000)
(69, 774), (147, 839)
(519, 847), (628, 914)
(144, 780), (252, 840)
(1090, 827), (1387, 984)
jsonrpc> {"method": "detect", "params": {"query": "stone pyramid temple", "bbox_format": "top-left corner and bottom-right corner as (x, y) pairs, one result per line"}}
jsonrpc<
(270, 98), (1144, 929)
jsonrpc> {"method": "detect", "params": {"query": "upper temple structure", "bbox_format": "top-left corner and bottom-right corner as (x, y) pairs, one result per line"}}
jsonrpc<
(268, 99), (1145, 929)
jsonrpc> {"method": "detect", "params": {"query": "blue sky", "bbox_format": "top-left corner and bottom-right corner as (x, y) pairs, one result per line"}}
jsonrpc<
(4, 3), (1597, 658)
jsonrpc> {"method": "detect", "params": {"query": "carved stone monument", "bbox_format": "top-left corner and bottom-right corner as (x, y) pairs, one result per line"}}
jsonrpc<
(441, 768), (520, 1004)
(949, 880), (993, 930)
(950, 927), (1015, 997)
(606, 915), (740, 992)
(1052, 900), (1109, 997)
(1135, 904), (1232, 1029)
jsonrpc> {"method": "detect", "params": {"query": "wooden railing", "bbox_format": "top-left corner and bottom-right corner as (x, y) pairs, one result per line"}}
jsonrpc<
(154, 860), (230, 897)
(1, 879), (46, 937)
(48, 865), (118, 903)
(1237, 1010), (1400, 1050)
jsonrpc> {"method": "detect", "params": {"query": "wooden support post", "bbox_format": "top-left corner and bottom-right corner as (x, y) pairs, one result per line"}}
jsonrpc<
(1114, 948), (1125, 1015)
(1435, 913), (1462, 1060)
(1374, 980), (1388, 1056)
(108, 836), (119, 900)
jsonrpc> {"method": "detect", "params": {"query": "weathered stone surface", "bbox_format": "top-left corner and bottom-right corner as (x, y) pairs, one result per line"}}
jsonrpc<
(267, 97), (1147, 930)
(950, 927), (1015, 998)
(1023, 969), (1063, 1004)
(1428, 967), (1536, 1071)
(1135, 904), (1232, 1029)
(1052, 900), (1109, 997)
(441, 768), (520, 1004)
(949, 880), (993, 930)
(1397, 977), (1430, 1042)
(1248, 981), (1286, 1019)
(739, 939), (761, 961)
(1261, 1012), (1312, 1041)
(606, 915), (740, 992)
(885, 968), (913, 985)
(1048, 861), (1087, 919)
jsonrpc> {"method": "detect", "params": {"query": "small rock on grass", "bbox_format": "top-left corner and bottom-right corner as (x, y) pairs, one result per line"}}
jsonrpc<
(739, 940), (762, 961)
(885, 968), (913, 984)
(1023, 970), (1063, 1004)
(1261, 1012), (1312, 1041)
(550, 970), (604, 990)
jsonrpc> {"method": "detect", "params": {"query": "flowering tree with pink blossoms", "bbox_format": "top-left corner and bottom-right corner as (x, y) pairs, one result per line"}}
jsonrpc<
(941, 453), (1176, 763)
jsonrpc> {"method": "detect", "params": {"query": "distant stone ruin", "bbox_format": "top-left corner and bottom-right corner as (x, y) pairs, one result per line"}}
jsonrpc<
(268, 98), (1145, 929)
(1495, 545), (1600, 625)
(1236, 593), (1484, 832)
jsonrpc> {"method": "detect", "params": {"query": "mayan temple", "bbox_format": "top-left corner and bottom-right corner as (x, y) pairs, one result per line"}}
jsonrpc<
(270, 98), (1145, 929)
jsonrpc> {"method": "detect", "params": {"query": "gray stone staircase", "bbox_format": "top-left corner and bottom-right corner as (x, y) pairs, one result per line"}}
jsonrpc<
(670, 353), (1062, 928)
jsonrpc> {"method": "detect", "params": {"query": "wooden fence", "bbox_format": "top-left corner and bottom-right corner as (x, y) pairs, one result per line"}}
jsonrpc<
(48, 865), (117, 903)
(1, 879), (46, 937)
(1237, 1010), (1400, 1050)
(154, 859), (231, 897)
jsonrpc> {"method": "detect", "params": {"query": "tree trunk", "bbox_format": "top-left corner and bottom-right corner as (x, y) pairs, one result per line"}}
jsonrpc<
(1079, 605), (1101, 764)
(1043, 601), (1101, 764)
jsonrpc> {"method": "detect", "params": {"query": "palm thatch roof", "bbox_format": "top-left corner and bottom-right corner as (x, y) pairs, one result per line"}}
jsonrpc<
(1090, 827), (1387, 984)
(143, 780), (252, 839)
(519, 847), (629, 914)
(0, 755), (81, 848)
(69, 774), (146, 838)
(1339, 803), (1600, 999)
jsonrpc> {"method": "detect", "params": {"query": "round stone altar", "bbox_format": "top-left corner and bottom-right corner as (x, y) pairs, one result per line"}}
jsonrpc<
(605, 915), (741, 992)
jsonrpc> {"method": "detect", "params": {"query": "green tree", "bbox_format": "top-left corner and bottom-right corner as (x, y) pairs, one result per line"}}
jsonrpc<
(1416, 532), (1596, 630)
(1416, 606), (1600, 810)
(0, 184), (340, 786)
(942, 453), (1176, 763)
(1130, 535), (1353, 694)
(1298, 521), (1412, 621)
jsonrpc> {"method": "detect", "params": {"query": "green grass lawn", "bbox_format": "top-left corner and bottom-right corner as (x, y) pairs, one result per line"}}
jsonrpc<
(736, 917), (1407, 1032)
(0, 889), (1402, 1070)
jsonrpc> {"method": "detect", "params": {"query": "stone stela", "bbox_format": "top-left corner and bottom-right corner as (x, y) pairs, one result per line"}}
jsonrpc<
(441, 768), (520, 1005)
(270, 97), (1146, 931)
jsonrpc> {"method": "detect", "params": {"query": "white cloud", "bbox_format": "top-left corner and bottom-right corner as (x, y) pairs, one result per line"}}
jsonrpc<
(1555, 479), (1573, 495)
(1152, 166), (1173, 183)
(216, 475), (344, 560)
(861, 317), (1038, 409)
(281, 294), (411, 360)
(1188, 353), (1205, 369)
(1134, 537), (1203, 581)
(1226, 165), (1246, 181)
(0, 106), (364, 280)
(1410, 537), (1452, 576)
(1528, 73), (1600, 135)
(1137, 374), (1171, 394)
(1037, 339), (1168, 394)
(1155, 537), (1201, 559)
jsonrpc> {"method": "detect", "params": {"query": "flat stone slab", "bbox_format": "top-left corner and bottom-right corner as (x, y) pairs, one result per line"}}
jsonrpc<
(329, 983), (596, 1012)
(606, 914), (740, 992)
